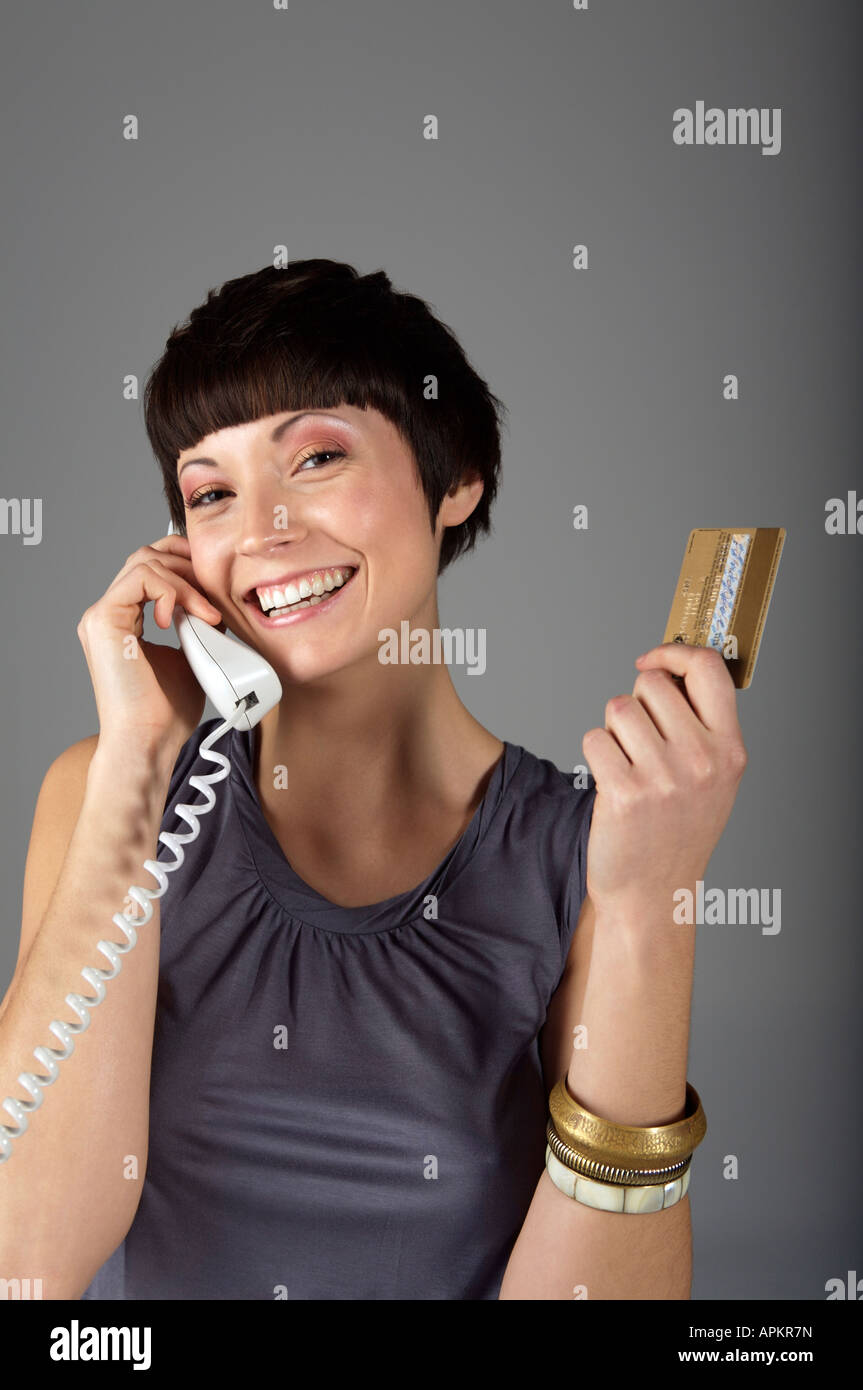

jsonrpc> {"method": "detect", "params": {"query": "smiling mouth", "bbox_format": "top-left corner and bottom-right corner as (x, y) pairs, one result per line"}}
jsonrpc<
(246, 566), (358, 618)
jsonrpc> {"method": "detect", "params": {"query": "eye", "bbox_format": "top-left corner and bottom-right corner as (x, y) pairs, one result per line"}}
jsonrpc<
(295, 448), (346, 472)
(185, 449), (345, 509)
(186, 486), (231, 509)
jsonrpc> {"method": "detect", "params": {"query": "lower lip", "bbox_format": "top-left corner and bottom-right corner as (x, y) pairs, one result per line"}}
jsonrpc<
(243, 569), (358, 628)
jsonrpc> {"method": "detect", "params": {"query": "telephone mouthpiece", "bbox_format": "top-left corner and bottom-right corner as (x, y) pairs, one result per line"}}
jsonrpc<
(172, 608), (282, 729)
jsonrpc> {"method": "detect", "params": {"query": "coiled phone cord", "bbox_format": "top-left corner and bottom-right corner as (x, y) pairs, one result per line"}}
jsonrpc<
(0, 709), (249, 1164)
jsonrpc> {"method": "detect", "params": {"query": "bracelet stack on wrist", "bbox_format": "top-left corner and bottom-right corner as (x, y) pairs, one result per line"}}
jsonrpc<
(544, 1076), (707, 1214)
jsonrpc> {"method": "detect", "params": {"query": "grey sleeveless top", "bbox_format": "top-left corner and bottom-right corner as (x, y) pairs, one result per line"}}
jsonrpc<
(81, 718), (595, 1300)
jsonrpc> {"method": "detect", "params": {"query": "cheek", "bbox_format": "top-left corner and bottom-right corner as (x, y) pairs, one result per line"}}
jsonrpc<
(187, 542), (228, 597)
(340, 471), (433, 554)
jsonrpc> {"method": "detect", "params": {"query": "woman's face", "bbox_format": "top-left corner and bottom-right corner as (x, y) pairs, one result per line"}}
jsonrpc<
(175, 403), (480, 684)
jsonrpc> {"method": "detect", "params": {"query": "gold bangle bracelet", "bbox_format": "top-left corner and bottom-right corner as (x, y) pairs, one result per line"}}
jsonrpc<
(549, 1076), (707, 1171)
(546, 1118), (692, 1187)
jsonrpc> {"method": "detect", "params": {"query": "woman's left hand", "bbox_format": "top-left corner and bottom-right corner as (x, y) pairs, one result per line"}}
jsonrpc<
(581, 643), (748, 911)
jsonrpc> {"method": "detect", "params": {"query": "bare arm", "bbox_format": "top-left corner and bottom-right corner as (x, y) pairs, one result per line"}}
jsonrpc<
(0, 734), (181, 1300)
(0, 531), (222, 1300)
(499, 892), (693, 1300)
(500, 644), (745, 1300)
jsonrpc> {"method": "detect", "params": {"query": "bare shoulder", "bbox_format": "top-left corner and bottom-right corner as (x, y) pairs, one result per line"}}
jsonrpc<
(32, 735), (101, 841)
(27, 732), (102, 859)
(14, 735), (101, 972)
(42, 734), (101, 782)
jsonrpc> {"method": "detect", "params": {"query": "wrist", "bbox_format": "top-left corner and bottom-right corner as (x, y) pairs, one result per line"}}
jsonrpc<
(592, 888), (701, 952)
(90, 731), (183, 788)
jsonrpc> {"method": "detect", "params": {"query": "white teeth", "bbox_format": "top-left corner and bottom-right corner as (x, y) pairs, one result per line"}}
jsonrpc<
(259, 566), (355, 617)
(255, 566), (355, 614)
(269, 599), (310, 616)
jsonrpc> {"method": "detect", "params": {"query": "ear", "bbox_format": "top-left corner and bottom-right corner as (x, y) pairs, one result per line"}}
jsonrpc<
(436, 471), (484, 531)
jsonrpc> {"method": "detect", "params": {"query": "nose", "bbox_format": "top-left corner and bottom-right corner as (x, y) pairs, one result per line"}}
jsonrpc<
(237, 484), (309, 555)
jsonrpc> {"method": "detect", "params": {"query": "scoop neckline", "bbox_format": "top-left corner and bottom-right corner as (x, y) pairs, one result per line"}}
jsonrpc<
(228, 723), (522, 934)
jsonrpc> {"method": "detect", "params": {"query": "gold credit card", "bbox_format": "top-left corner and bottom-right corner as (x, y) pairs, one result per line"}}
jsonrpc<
(662, 528), (786, 688)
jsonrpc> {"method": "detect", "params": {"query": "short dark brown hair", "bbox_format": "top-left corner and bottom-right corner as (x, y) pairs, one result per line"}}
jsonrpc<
(143, 259), (507, 575)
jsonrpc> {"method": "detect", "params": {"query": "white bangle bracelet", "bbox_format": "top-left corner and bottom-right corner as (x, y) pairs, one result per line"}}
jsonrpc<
(544, 1144), (692, 1213)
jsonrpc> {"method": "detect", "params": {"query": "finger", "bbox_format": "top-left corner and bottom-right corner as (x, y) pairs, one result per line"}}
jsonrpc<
(630, 667), (706, 742)
(149, 533), (191, 551)
(82, 563), (195, 639)
(114, 535), (193, 581)
(582, 725), (632, 786)
(634, 642), (738, 735)
(115, 546), (201, 595)
(106, 560), (221, 629)
(603, 693), (665, 769)
(143, 559), (222, 626)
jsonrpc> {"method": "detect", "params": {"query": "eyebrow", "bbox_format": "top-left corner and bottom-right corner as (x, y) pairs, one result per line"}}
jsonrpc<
(177, 411), (352, 479)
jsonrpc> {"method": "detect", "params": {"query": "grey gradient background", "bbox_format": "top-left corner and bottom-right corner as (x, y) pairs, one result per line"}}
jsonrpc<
(1, 0), (860, 1300)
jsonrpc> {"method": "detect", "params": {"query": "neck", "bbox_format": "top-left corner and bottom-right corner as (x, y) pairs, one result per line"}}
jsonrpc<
(254, 650), (500, 819)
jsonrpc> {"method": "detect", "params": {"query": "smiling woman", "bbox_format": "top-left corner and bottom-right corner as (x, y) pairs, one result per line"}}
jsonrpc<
(6, 258), (601, 1302)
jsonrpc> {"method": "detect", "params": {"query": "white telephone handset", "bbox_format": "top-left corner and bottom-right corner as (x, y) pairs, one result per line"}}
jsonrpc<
(0, 524), (281, 1162)
(173, 608), (282, 730)
(167, 519), (282, 729)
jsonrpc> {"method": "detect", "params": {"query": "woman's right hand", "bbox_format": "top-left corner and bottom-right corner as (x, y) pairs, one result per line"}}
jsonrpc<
(77, 534), (224, 757)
